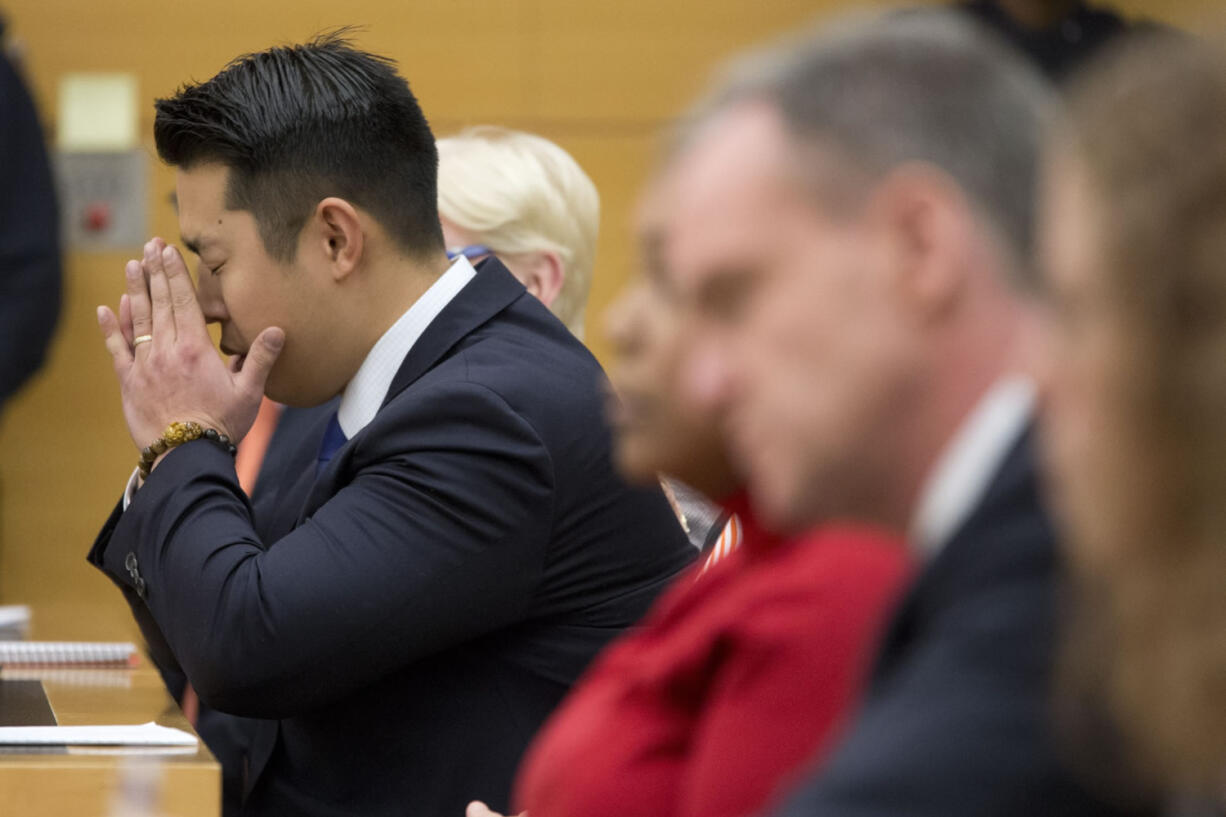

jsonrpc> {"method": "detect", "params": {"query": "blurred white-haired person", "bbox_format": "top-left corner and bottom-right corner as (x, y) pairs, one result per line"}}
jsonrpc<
(438, 126), (599, 338)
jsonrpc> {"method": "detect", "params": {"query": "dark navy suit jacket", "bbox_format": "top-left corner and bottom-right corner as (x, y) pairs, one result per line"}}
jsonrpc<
(772, 430), (1153, 817)
(89, 260), (695, 816)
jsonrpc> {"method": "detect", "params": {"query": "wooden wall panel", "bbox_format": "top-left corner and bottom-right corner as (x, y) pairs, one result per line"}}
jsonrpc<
(523, 0), (845, 121)
(0, 249), (142, 639)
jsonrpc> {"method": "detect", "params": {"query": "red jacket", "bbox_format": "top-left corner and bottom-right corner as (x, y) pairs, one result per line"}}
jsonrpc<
(514, 496), (910, 817)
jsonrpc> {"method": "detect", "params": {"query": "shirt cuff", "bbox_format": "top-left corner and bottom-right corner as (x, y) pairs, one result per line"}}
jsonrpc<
(121, 467), (142, 511)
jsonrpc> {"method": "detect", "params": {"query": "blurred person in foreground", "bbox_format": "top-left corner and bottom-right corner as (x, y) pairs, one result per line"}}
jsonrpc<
(466, 176), (909, 817)
(0, 14), (61, 410)
(663, 10), (1151, 816)
(1039, 34), (1226, 815)
(88, 34), (693, 817)
(603, 181), (737, 556)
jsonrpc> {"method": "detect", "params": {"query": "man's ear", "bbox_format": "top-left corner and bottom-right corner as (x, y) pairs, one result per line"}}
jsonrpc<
(516, 251), (566, 309)
(312, 197), (365, 282)
(869, 162), (972, 323)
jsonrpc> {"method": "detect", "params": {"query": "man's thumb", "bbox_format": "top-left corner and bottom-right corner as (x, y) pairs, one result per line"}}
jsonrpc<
(238, 327), (285, 392)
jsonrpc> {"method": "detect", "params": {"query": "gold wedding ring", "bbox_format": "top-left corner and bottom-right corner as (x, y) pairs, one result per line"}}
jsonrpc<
(132, 335), (153, 347)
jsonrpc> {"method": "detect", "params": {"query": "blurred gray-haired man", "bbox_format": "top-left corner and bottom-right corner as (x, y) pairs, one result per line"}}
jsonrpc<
(663, 11), (1150, 817)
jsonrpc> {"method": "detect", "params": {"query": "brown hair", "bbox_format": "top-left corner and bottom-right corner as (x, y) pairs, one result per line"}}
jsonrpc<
(1056, 33), (1226, 794)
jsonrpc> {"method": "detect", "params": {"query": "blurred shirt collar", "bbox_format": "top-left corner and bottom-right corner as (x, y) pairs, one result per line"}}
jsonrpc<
(909, 375), (1035, 558)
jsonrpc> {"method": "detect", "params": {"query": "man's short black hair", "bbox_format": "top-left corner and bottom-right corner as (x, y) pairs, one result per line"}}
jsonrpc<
(154, 31), (443, 261)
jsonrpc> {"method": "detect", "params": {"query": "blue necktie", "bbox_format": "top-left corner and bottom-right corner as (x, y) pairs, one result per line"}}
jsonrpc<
(316, 412), (348, 477)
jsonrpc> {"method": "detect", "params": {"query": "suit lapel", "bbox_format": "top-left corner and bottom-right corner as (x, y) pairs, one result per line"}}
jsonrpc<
(245, 262), (529, 800)
(381, 257), (525, 407)
(252, 402), (337, 541)
(869, 426), (1040, 686)
(300, 259), (526, 515)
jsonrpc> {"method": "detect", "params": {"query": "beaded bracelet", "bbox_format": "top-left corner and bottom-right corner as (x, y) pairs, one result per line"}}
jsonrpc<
(138, 421), (237, 478)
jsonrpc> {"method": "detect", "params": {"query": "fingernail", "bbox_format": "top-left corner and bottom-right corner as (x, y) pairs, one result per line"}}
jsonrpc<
(162, 246), (175, 261)
(96, 306), (106, 325)
(266, 330), (285, 351)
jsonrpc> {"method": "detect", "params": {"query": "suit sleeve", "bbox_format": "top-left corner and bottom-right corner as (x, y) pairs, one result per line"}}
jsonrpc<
(0, 54), (61, 406)
(89, 379), (554, 718)
(91, 499), (188, 680)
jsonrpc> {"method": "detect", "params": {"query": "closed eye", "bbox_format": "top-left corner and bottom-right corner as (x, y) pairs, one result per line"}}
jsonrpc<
(696, 266), (755, 324)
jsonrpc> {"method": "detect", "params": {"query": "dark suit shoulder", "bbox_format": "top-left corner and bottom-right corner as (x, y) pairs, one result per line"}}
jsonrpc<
(774, 431), (1141, 817)
(363, 296), (695, 625)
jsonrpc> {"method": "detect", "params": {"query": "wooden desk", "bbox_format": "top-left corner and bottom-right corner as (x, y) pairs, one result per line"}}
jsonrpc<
(0, 665), (219, 816)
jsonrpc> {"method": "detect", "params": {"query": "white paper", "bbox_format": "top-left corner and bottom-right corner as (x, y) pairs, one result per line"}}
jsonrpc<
(0, 606), (30, 630)
(0, 721), (196, 746)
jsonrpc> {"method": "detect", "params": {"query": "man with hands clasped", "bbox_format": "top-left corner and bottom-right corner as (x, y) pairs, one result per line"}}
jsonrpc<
(99, 235), (283, 475)
(88, 35), (693, 817)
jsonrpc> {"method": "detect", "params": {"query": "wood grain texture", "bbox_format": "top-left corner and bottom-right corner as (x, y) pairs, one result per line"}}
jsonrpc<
(0, 663), (218, 816)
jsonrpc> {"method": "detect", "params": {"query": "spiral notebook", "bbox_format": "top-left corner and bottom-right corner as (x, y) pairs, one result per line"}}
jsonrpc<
(0, 641), (139, 667)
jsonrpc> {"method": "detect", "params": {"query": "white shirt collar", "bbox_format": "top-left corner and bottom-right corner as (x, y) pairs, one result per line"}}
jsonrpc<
(909, 375), (1035, 558)
(336, 256), (477, 438)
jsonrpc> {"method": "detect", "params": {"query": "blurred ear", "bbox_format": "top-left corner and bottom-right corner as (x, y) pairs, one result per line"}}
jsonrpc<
(312, 197), (365, 282)
(514, 251), (565, 308)
(868, 162), (973, 324)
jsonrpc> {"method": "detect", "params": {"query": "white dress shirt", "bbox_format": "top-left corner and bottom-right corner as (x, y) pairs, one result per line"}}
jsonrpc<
(908, 376), (1036, 559)
(123, 255), (478, 506)
(335, 255), (476, 437)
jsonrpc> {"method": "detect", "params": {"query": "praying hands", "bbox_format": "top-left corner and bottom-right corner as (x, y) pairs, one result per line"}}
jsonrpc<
(96, 237), (283, 469)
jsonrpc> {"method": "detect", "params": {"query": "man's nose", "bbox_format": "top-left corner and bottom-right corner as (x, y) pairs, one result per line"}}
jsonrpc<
(679, 338), (735, 415)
